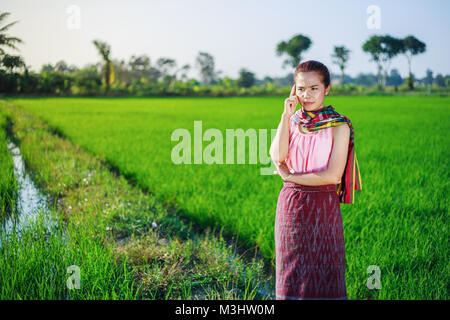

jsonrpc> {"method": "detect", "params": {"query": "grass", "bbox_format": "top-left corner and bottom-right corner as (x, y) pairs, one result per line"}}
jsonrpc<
(0, 101), (274, 300)
(0, 209), (138, 299)
(1, 95), (449, 299)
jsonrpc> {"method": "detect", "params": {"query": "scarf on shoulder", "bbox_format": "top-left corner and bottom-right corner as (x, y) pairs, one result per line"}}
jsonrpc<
(291, 105), (362, 204)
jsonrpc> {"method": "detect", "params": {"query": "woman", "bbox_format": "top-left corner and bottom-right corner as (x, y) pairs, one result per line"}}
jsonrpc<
(270, 60), (362, 300)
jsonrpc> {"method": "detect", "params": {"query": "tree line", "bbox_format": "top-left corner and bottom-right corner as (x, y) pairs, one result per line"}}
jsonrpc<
(0, 11), (448, 97)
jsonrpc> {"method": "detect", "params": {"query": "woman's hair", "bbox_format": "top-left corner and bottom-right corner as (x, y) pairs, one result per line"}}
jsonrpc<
(294, 60), (331, 88)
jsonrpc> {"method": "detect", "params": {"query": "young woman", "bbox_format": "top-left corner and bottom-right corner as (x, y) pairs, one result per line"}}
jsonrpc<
(270, 60), (362, 300)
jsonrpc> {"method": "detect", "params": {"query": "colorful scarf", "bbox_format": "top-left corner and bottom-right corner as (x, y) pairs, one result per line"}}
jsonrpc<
(291, 105), (362, 204)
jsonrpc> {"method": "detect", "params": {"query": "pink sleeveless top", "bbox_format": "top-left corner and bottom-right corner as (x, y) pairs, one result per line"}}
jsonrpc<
(285, 111), (340, 183)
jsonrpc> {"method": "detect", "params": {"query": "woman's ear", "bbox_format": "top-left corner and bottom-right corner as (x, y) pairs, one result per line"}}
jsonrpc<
(325, 84), (331, 95)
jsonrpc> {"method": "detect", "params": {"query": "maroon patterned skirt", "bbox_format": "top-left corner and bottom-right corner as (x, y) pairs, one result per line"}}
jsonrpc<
(275, 181), (347, 300)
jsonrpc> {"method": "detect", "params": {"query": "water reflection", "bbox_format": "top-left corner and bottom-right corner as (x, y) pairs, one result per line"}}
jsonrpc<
(0, 138), (57, 245)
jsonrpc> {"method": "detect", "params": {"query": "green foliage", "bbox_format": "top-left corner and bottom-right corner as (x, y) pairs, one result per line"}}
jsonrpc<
(195, 52), (220, 85)
(332, 45), (351, 86)
(73, 67), (102, 95)
(0, 54), (25, 72)
(402, 35), (426, 57)
(0, 110), (17, 215)
(7, 96), (449, 299)
(1, 102), (273, 299)
(407, 74), (415, 90)
(276, 34), (312, 68)
(237, 69), (256, 88)
(0, 11), (24, 55)
(0, 209), (138, 299)
(0, 71), (20, 94)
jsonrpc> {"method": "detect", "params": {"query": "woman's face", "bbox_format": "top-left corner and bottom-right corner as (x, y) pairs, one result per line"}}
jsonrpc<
(295, 71), (331, 111)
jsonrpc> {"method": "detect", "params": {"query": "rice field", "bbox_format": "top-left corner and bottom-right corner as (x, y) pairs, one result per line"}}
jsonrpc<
(0, 208), (139, 299)
(0, 114), (17, 214)
(1, 95), (449, 299)
(0, 103), (271, 300)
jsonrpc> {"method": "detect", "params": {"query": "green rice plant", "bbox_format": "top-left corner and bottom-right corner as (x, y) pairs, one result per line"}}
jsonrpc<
(2, 96), (449, 299)
(0, 110), (18, 217)
(1, 101), (274, 300)
(0, 208), (139, 299)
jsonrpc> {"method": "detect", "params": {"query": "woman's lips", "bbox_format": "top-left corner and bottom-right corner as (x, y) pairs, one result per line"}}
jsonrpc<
(303, 102), (314, 106)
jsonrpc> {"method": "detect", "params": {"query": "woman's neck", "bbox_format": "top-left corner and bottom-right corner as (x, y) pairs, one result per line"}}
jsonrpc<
(304, 104), (325, 112)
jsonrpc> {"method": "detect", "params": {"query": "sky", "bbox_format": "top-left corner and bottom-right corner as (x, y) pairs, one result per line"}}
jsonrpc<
(2, 0), (450, 79)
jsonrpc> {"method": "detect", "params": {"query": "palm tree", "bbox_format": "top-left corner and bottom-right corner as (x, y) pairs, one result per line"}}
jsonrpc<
(93, 39), (114, 93)
(0, 11), (23, 55)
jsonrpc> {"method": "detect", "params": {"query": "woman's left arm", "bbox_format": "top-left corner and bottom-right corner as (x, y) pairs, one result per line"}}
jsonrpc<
(285, 124), (350, 186)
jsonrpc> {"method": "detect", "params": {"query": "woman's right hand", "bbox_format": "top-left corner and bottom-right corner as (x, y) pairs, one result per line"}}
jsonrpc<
(283, 84), (298, 118)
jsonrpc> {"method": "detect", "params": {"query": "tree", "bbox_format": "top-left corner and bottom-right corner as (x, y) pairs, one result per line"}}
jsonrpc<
(425, 69), (433, 86)
(156, 57), (176, 78)
(54, 60), (69, 73)
(400, 35), (426, 89)
(41, 63), (54, 73)
(236, 68), (255, 88)
(0, 53), (25, 72)
(386, 68), (403, 91)
(115, 55), (159, 84)
(362, 35), (382, 89)
(362, 34), (403, 89)
(53, 60), (77, 74)
(0, 11), (23, 55)
(129, 55), (151, 73)
(19, 68), (40, 94)
(127, 55), (156, 82)
(112, 59), (128, 85)
(425, 69), (433, 95)
(0, 11), (25, 87)
(195, 52), (221, 85)
(92, 39), (114, 93)
(331, 45), (350, 87)
(174, 64), (191, 81)
(276, 34), (312, 68)
(263, 76), (274, 84)
(434, 74), (445, 87)
(155, 57), (179, 87)
(381, 35), (403, 88)
(355, 73), (377, 86)
(73, 65), (102, 95)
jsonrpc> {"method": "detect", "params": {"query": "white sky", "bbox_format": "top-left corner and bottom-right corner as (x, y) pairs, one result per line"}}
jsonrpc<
(2, 0), (449, 79)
